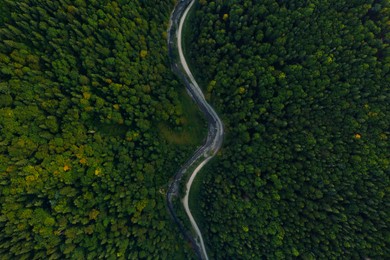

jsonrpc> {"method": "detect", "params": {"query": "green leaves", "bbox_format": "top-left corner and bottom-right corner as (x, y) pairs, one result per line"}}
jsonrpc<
(0, 0), (201, 259)
(189, 0), (389, 258)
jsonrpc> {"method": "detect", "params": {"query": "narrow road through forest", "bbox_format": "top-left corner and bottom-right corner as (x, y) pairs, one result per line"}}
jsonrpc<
(166, 0), (224, 259)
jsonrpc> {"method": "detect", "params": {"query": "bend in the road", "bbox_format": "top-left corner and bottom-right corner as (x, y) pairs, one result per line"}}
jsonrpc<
(177, 1), (214, 259)
(182, 157), (212, 260)
(166, 0), (224, 260)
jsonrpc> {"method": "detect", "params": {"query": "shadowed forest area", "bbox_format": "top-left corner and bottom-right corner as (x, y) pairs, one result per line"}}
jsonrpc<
(187, 0), (389, 258)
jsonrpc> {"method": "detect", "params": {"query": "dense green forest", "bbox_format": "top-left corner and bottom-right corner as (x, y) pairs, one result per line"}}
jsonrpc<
(1, 0), (389, 259)
(0, 0), (205, 258)
(188, 0), (389, 258)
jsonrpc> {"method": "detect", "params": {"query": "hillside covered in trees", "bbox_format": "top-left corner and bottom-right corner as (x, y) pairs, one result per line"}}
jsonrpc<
(188, 0), (389, 258)
(0, 0), (205, 258)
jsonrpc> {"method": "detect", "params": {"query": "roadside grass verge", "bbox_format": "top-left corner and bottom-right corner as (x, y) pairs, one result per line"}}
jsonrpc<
(181, 1), (210, 93)
(159, 88), (207, 146)
(188, 157), (217, 255)
(171, 1), (225, 257)
(180, 0), (216, 253)
(187, 158), (214, 228)
(173, 153), (217, 257)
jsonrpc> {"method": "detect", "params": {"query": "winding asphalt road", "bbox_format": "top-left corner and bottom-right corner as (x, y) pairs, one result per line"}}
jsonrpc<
(166, 0), (224, 259)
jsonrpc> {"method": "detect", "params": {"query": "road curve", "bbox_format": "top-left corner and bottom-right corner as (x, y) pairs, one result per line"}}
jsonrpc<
(182, 157), (212, 260)
(166, 0), (224, 259)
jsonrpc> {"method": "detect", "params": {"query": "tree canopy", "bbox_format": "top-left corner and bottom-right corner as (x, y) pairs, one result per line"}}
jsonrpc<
(0, 0), (204, 258)
(187, 0), (389, 258)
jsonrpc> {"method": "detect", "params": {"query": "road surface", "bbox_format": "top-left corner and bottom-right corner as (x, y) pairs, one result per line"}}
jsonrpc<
(166, 0), (224, 259)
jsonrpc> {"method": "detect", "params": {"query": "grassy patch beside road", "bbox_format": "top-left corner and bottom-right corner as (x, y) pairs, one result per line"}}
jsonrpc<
(159, 88), (206, 146)
(181, 1), (209, 92)
(181, 0), (213, 249)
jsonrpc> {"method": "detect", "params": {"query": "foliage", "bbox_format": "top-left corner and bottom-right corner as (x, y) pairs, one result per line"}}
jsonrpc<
(0, 0), (203, 258)
(189, 0), (389, 258)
